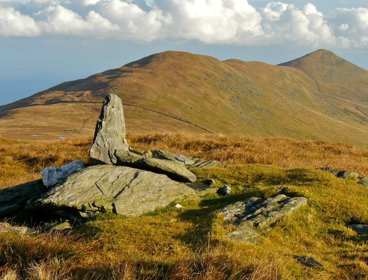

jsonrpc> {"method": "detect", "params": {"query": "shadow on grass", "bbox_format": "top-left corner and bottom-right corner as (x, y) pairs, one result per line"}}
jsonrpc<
(71, 260), (172, 280)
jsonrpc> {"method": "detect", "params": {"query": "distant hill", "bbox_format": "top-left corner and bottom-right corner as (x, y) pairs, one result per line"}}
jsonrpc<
(1, 49), (368, 145)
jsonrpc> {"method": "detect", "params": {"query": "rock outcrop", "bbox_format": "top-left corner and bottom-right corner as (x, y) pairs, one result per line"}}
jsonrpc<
(321, 167), (367, 186)
(221, 194), (308, 242)
(90, 94), (129, 164)
(89, 94), (197, 183)
(0, 94), (202, 222)
(30, 165), (196, 218)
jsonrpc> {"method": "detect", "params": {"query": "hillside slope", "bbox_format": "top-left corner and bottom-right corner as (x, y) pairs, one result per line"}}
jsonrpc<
(0, 50), (367, 145)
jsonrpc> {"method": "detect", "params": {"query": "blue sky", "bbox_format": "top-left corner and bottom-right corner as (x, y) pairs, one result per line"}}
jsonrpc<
(1, 0), (368, 105)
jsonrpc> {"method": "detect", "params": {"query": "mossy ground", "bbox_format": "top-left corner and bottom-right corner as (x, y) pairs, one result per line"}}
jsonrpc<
(1, 135), (368, 279)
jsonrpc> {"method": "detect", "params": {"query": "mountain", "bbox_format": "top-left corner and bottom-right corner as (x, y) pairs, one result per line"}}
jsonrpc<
(0, 49), (368, 145)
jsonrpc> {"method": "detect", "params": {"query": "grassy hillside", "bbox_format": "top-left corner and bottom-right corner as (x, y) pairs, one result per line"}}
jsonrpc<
(1, 134), (368, 279)
(0, 50), (367, 145)
(280, 49), (368, 103)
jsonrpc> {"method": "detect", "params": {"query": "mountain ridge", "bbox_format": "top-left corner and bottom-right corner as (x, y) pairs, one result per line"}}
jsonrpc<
(0, 49), (367, 145)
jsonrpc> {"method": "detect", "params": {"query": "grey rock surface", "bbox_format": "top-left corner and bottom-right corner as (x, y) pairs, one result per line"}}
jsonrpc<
(151, 149), (226, 169)
(90, 94), (129, 164)
(31, 165), (196, 218)
(294, 256), (323, 268)
(221, 194), (308, 242)
(321, 167), (365, 184)
(151, 150), (196, 165)
(116, 150), (197, 183)
(0, 180), (46, 217)
(41, 160), (84, 188)
(217, 185), (231, 196)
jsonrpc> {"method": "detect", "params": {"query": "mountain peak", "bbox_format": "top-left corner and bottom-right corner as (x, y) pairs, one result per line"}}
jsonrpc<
(279, 49), (366, 85)
(280, 49), (347, 68)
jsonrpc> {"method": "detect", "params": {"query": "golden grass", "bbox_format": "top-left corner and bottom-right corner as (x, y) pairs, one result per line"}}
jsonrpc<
(1, 134), (368, 279)
(1, 132), (368, 190)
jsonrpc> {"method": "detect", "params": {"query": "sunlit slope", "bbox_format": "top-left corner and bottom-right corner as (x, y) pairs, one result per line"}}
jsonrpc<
(0, 50), (367, 145)
(280, 49), (368, 102)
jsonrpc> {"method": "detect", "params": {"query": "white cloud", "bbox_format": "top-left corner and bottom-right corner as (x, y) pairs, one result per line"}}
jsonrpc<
(0, 0), (367, 48)
(333, 7), (368, 47)
(97, 0), (172, 41)
(262, 3), (335, 46)
(81, 0), (101, 5)
(36, 4), (119, 37)
(167, 0), (263, 44)
(0, 7), (40, 36)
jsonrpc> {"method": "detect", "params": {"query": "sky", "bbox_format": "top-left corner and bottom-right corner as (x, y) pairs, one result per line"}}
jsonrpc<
(0, 0), (368, 105)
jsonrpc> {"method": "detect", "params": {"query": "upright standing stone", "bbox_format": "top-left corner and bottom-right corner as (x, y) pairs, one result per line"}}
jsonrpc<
(90, 94), (129, 164)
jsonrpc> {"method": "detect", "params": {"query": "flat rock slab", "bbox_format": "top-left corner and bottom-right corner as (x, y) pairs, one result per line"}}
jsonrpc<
(30, 165), (196, 218)
(151, 149), (227, 169)
(116, 150), (197, 183)
(221, 194), (308, 242)
(0, 180), (46, 217)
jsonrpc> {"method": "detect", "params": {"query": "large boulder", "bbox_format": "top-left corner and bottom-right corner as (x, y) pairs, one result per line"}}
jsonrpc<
(29, 165), (196, 218)
(0, 180), (46, 217)
(89, 94), (129, 164)
(220, 194), (307, 242)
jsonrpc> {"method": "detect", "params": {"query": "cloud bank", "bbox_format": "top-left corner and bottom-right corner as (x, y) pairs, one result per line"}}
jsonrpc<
(0, 0), (367, 47)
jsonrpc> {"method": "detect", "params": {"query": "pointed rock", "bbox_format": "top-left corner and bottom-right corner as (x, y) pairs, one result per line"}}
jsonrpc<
(90, 94), (129, 164)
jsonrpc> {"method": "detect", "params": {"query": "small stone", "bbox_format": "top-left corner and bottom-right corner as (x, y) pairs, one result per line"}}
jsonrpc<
(217, 185), (231, 196)
(40, 160), (84, 188)
(174, 204), (183, 209)
(294, 256), (323, 268)
(336, 170), (359, 180)
(359, 177), (368, 186)
(348, 224), (368, 236)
